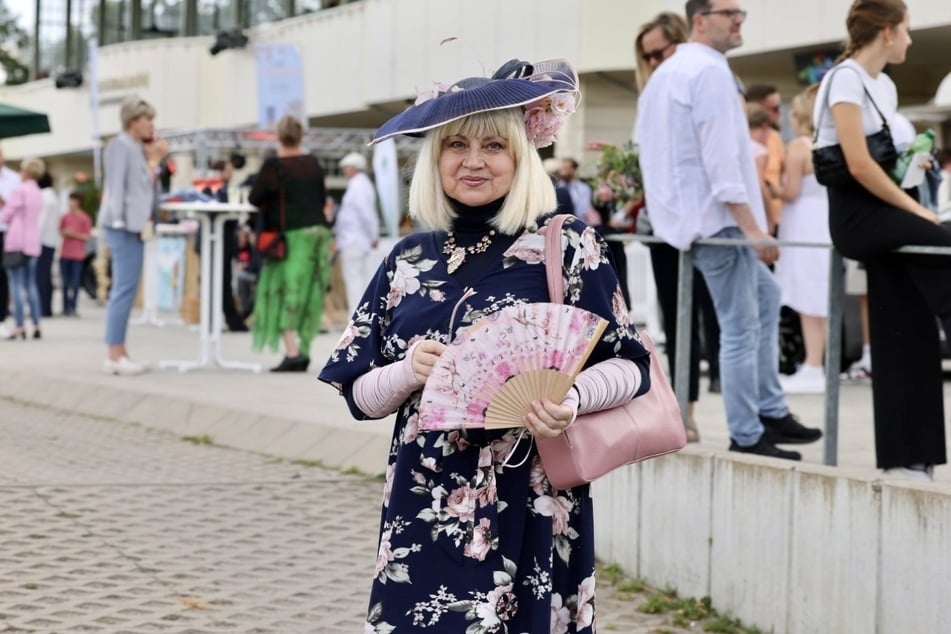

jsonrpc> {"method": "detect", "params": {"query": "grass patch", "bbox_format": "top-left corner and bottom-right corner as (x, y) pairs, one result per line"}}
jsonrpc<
(182, 435), (213, 445)
(599, 562), (763, 634)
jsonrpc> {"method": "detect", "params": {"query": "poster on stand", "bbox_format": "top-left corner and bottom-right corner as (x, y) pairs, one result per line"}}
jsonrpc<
(157, 236), (187, 312)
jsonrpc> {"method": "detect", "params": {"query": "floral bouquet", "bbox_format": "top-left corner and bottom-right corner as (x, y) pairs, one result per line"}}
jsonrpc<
(595, 142), (643, 205)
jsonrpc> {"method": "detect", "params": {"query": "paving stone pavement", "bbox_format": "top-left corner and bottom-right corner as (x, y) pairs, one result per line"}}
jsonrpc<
(1, 399), (695, 634)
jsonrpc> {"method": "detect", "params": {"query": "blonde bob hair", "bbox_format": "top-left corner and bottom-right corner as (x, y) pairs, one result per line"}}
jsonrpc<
(19, 157), (45, 180)
(119, 97), (156, 130)
(408, 107), (556, 234)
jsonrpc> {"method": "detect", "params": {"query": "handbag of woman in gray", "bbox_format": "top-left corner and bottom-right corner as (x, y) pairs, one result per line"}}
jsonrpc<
(814, 0), (951, 481)
(319, 57), (652, 632)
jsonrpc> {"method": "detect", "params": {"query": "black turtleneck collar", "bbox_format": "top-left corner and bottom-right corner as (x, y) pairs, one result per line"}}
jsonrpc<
(449, 196), (506, 235)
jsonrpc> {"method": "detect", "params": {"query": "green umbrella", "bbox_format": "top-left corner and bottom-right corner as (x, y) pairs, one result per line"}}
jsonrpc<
(0, 103), (51, 139)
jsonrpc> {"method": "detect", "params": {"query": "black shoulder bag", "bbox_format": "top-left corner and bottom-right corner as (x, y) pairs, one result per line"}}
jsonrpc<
(812, 66), (898, 188)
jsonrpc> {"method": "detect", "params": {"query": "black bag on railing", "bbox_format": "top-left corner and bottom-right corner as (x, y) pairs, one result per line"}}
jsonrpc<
(812, 66), (898, 188)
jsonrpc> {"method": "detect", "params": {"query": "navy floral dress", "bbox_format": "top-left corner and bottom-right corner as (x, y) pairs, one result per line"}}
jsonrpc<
(319, 214), (649, 633)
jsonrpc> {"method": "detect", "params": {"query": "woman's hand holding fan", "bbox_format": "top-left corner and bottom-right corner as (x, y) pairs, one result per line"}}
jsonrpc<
(417, 303), (608, 431)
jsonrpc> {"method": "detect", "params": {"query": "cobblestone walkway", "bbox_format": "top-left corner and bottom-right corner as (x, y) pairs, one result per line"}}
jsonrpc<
(1, 400), (683, 633)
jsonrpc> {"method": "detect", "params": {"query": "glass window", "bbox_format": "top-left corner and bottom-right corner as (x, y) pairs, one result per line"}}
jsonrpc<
(197, 0), (235, 35)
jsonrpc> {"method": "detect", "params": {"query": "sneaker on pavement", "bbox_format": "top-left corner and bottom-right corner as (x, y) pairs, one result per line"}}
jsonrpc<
(103, 356), (147, 376)
(780, 364), (825, 394)
(883, 465), (934, 482)
(760, 412), (822, 444)
(729, 436), (802, 461)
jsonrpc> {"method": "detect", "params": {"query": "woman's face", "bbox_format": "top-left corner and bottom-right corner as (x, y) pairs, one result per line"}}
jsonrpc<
(438, 133), (515, 207)
(884, 15), (912, 65)
(128, 115), (155, 141)
(640, 26), (677, 71)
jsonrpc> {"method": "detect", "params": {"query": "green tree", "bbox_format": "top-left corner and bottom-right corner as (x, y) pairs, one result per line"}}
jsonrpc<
(0, 1), (30, 85)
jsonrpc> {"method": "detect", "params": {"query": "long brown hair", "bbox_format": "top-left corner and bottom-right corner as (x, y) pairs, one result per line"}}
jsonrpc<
(634, 12), (689, 91)
(837, 0), (907, 62)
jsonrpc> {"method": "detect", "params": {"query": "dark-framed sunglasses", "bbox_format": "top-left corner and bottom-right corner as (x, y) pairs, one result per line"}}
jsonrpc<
(700, 9), (748, 20)
(641, 41), (676, 63)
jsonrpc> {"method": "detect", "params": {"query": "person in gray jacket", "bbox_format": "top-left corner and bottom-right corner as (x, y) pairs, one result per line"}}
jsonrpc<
(98, 97), (168, 375)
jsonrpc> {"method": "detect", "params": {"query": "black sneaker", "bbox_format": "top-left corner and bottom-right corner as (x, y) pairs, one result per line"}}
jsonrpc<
(729, 436), (802, 461)
(760, 412), (822, 445)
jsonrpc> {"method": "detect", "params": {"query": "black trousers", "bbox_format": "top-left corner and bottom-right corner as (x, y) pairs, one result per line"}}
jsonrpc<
(0, 231), (7, 321)
(221, 219), (244, 330)
(649, 241), (721, 402)
(36, 245), (55, 317)
(828, 182), (951, 469)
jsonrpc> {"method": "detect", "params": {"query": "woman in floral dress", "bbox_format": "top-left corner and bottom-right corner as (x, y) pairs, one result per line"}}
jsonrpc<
(319, 58), (651, 633)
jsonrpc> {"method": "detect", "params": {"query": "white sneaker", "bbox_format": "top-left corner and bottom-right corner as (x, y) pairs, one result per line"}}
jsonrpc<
(0, 323), (9, 339)
(845, 356), (872, 382)
(780, 364), (825, 394)
(883, 466), (934, 482)
(103, 356), (147, 376)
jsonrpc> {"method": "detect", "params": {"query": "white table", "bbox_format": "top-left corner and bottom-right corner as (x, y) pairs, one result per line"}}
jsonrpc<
(157, 201), (261, 373)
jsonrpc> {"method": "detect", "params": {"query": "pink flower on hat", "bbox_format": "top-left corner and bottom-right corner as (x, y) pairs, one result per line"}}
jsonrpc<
(524, 92), (576, 148)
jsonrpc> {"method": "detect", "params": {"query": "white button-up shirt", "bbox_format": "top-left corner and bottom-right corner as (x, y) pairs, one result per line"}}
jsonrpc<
(0, 165), (21, 232)
(334, 171), (379, 252)
(635, 42), (766, 250)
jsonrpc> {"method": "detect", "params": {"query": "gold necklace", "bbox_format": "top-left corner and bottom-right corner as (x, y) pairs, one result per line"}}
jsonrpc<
(443, 229), (497, 274)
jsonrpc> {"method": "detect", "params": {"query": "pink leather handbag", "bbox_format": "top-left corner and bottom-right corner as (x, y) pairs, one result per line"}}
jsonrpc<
(535, 215), (687, 490)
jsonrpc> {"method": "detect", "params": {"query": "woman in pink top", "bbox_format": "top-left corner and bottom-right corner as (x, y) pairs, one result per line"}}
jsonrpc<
(0, 157), (45, 340)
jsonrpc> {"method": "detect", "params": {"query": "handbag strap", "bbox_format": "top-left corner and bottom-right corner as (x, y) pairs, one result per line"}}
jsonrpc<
(813, 64), (890, 145)
(544, 214), (572, 304)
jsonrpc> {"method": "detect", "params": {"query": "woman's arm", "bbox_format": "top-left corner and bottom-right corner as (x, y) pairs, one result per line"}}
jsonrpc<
(0, 186), (22, 224)
(754, 154), (773, 226)
(247, 159), (277, 207)
(773, 138), (809, 202)
(833, 102), (935, 222)
(349, 340), (446, 418)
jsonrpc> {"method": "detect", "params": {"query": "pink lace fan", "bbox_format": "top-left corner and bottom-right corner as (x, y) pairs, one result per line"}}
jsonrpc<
(417, 302), (608, 431)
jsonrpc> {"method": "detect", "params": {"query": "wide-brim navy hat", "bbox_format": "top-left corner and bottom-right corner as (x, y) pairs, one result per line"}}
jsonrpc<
(371, 58), (579, 146)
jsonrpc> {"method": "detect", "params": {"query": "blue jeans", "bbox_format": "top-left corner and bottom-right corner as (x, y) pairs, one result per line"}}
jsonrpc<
(60, 258), (84, 314)
(7, 255), (41, 328)
(104, 228), (144, 346)
(690, 227), (788, 445)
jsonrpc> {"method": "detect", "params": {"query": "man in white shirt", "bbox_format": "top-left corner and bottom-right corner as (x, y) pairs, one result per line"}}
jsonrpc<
(557, 158), (594, 222)
(636, 0), (821, 460)
(0, 144), (22, 325)
(335, 153), (380, 315)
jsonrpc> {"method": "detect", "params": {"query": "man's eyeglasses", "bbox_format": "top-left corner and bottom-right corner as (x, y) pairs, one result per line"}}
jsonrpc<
(700, 9), (748, 20)
(641, 41), (675, 63)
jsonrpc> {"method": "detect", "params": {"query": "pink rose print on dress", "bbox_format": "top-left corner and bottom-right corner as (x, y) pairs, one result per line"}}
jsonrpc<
(612, 286), (633, 327)
(445, 484), (478, 522)
(374, 528), (395, 577)
(382, 462), (395, 507)
(503, 233), (546, 264)
(579, 227), (602, 270)
(533, 493), (574, 536)
(335, 322), (360, 351)
(576, 574), (596, 628)
(386, 258), (422, 309)
(550, 593), (571, 634)
(463, 517), (494, 561)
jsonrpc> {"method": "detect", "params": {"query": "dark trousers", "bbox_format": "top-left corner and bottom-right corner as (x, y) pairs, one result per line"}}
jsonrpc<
(0, 231), (7, 321)
(649, 241), (721, 402)
(828, 183), (951, 469)
(60, 258), (84, 314)
(221, 219), (244, 330)
(36, 245), (55, 317)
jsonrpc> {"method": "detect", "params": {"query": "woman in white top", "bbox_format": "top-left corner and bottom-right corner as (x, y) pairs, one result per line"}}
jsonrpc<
(36, 173), (60, 317)
(814, 0), (951, 481)
(769, 86), (830, 394)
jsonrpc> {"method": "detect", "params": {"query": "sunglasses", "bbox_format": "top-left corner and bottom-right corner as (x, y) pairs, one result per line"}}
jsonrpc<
(700, 9), (748, 20)
(641, 41), (675, 63)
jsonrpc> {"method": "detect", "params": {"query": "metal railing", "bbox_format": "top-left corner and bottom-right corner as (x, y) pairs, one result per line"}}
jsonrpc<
(606, 233), (951, 466)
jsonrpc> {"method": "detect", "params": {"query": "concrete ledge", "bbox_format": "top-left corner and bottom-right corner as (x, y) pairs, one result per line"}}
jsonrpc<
(0, 369), (388, 477)
(593, 448), (951, 633)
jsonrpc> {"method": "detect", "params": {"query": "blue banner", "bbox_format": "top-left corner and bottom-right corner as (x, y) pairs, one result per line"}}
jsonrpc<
(255, 44), (305, 130)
